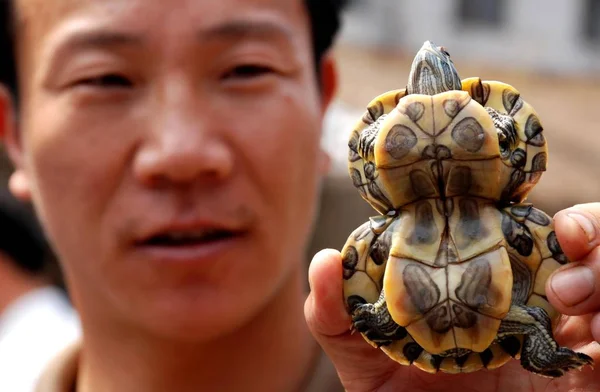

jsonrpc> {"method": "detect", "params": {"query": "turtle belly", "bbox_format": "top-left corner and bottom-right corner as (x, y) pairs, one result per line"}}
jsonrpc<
(384, 197), (513, 356)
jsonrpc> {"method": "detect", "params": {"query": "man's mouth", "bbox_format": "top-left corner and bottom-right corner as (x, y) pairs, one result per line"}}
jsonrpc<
(132, 225), (249, 264)
(143, 229), (238, 247)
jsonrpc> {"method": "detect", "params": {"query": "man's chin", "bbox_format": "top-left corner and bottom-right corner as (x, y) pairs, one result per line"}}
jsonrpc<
(100, 255), (293, 342)
(127, 289), (267, 343)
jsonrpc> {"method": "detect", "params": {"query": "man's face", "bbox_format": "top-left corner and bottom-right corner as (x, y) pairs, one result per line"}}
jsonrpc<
(5, 0), (335, 338)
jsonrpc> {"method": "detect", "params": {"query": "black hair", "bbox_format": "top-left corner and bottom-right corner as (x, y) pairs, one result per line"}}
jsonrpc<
(0, 0), (347, 102)
(0, 188), (52, 275)
(304, 0), (348, 73)
(0, 0), (16, 99)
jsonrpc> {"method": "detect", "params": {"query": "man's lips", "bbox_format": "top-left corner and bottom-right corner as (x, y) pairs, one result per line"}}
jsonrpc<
(133, 215), (251, 245)
(129, 216), (253, 261)
(141, 228), (240, 247)
(131, 225), (250, 265)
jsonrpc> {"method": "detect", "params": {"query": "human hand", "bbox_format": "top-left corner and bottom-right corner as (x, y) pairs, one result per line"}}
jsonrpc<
(305, 203), (600, 392)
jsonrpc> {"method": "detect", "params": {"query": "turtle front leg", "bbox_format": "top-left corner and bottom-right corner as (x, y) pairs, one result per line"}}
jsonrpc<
(352, 289), (408, 347)
(498, 304), (593, 377)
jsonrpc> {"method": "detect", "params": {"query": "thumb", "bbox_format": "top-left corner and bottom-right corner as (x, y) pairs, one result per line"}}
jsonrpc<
(305, 248), (355, 337)
(304, 248), (399, 391)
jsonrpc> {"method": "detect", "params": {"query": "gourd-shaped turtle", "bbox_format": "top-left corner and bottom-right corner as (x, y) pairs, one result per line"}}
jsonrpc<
(341, 40), (594, 377)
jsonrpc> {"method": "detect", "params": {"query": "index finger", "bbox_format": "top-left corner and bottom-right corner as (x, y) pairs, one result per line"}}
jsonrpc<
(546, 203), (600, 315)
(553, 203), (600, 262)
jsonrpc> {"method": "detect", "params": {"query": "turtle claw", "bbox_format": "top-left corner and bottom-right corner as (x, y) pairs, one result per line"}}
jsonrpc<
(351, 303), (407, 346)
(523, 350), (594, 378)
(352, 304), (386, 340)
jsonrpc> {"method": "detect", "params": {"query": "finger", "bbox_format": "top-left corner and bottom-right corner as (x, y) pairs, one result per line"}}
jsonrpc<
(304, 249), (398, 390)
(547, 204), (600, 316)
(553, 203), (600, 262)
(546, 246), (600, 316)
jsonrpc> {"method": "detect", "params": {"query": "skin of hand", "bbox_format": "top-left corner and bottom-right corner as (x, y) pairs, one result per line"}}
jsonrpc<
(305, 203), (600, 392)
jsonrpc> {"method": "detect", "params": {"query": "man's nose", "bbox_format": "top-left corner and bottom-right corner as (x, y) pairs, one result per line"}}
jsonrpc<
(133, 90), (234, 188)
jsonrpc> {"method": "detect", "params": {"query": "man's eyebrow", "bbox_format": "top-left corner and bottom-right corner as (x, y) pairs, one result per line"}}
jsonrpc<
(71, 31), (142, 46)
(199, 20), (295, 42)
(48, 30), (143, 58)
(46, 20), (293, 62)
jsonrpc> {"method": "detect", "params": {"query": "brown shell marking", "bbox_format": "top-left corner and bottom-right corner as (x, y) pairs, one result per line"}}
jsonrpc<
(384, 125), (419, 160)
(451, 117), (486, 153)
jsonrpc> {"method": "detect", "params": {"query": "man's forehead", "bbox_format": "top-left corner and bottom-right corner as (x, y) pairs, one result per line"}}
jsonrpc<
(13, 0), (310, 61)
(15, 0), (90, 26)
(14, 0), (305, 27)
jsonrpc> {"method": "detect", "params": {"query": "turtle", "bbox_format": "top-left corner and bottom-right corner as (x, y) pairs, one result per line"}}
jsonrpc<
(341, 40), (594, 377)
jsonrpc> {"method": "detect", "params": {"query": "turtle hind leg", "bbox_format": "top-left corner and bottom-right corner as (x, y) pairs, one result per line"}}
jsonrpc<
(352, 289), (407, 347)
(498, 304), (594, 377)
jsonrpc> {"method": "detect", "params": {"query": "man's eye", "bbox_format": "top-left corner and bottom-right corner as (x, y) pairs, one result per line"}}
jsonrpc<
(75, 74), (133, 88)
(223, 65), (274, 79)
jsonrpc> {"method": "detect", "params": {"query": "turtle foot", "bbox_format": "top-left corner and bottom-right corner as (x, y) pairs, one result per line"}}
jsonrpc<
(351, 301), (407, 347)
(498, 304), (594, 378)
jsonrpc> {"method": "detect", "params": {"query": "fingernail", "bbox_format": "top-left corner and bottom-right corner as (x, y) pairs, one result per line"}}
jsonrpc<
(551, 265), (596, 306)
(567, 212), (596, 243)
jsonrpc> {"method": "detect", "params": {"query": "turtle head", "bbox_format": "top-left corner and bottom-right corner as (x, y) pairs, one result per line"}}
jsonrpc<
(407, 41), (462, 95)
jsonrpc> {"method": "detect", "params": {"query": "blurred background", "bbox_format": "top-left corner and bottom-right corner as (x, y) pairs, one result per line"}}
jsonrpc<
(310, 0), (600, 256)
(0, 2), (599, 389)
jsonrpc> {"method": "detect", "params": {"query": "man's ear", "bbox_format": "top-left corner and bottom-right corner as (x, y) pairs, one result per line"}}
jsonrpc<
(317, 51), (338, 116)
(316, 52), (338, 176)
(0, 86), (31, 201)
